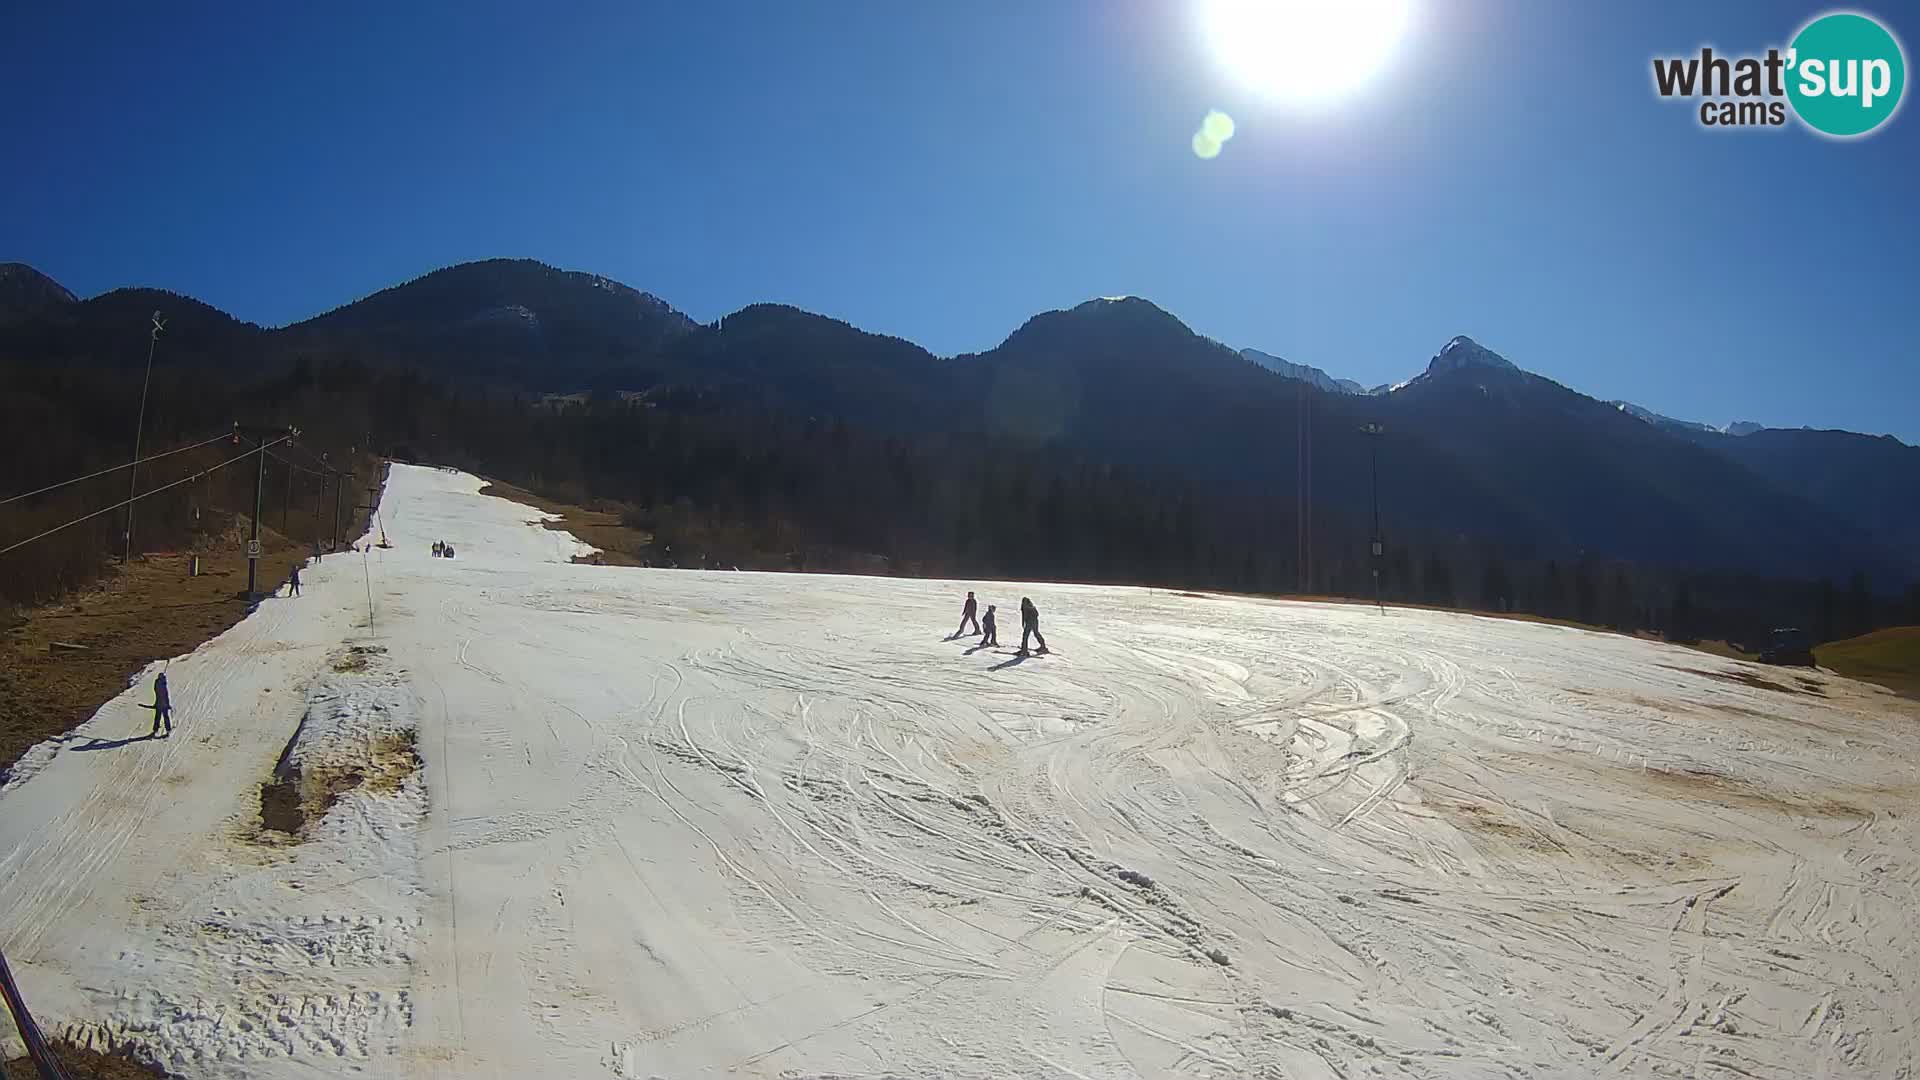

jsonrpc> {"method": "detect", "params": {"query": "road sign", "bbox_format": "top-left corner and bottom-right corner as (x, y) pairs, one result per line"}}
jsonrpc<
(246, 539), (261, 559)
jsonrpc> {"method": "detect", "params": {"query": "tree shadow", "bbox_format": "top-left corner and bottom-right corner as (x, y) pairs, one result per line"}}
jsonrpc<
(71, 733), (158, 752)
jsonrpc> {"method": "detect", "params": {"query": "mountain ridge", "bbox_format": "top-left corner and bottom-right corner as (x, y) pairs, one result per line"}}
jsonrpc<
(3, 259), (1903, 449)
(1, 257), (1910, 583)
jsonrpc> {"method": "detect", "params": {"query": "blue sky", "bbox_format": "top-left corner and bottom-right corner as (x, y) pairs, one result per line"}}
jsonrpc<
(4, 2), (1915, 439)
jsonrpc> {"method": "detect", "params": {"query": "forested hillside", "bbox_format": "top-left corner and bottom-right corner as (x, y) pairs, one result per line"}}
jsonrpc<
(4, 259), (1916, 650)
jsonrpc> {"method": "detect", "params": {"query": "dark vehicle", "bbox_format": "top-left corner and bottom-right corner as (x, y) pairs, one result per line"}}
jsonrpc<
(1757, 627), (1815, 667)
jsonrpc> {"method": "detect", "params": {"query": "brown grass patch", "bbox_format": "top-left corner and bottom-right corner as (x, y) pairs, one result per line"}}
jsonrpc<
(0, 465), (385, 782)
(1815, 626), (1920, 699)
(477, 481), (652, 567)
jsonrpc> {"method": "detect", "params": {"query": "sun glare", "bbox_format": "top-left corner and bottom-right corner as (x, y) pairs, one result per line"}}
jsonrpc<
(1201, 0), (1413, 106)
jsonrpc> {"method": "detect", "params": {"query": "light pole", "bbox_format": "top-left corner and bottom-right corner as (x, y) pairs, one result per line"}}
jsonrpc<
(123, 311), (165, 563)
(1361, 422), (1385, 612)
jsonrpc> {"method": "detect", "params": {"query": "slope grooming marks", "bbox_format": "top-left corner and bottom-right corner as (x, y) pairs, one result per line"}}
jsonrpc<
(1, 465), (1915, 1077)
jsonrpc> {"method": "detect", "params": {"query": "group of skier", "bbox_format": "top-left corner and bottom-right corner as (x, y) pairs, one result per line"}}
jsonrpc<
(953, 590), (1048, 655)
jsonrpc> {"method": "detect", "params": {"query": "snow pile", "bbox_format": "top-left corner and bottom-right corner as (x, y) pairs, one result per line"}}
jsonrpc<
(48, 643), (428, 1073)
(260, 644), (424, 845)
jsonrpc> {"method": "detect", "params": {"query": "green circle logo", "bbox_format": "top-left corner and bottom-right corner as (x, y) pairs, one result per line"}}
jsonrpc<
(1787, 12), (1906, 137)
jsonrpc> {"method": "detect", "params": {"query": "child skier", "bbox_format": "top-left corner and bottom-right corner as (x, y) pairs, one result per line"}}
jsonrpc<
(955, 591), (981, 637)
(1018, 597), (1048, 656)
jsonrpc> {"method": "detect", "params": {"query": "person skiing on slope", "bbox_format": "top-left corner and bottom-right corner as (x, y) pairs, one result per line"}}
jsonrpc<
(955, 591), (981, 637)
(147, 672), (173, 737)
(980, 604), (999, 647)
(287, 562), (302, 597)
(1018, 596), (1048, 655)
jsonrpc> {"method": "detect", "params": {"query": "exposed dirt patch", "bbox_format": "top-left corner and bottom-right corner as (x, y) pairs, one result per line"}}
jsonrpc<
(477, 481), (652, 566)
(0, 465), (385, 782)
(331, 643), (387, 673)
(5, 1043), (170, 1079)
(258, 728), (418, 839)
(1634, 764), (1870, 821)
(1669, 666), (1812, 695)
(257, 772), (305, 835)
(362, 730), (420, 795)
(1427, 796), (1565, 854)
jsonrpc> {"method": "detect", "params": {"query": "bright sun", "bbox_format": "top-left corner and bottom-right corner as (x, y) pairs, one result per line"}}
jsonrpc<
(1201, 0), (1413, 106)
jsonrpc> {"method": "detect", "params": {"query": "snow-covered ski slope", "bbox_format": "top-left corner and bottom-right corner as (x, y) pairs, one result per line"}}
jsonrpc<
(3, 463), (1918, 1079)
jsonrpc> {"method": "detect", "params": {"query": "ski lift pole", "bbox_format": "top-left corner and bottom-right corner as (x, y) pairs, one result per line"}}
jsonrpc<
(233, 423), (298, 600)
(331, 466), (346, 552)
(0, 946), (75, 1080)
(249, 436), (266, 600)
(122, 311), (165, 564)
(1362, 422), (1386, 613)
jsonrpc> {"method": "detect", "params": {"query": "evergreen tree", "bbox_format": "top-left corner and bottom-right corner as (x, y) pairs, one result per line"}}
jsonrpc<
(1480, 557), (1511, 612)
(1573, 561), (1598, 625)
(1671, 578), (1695, 642)
(1422, 551), (1454, 607)
(1542, 561), (1566, 618)
(1388, 547), (1415, 603)
(1608, 567), (1635, 631)
(1845, 571), (1873, 638)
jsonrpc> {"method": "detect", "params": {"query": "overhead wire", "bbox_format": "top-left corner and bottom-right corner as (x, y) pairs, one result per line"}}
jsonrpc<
(0, 430), (233, 507)
(264, 449), (329, 479)
(282, 440), (343, 473)
(0, 435), (291, 559)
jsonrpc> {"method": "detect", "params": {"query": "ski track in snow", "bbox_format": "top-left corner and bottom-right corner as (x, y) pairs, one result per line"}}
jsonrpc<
(2, 463), (1918, 1079)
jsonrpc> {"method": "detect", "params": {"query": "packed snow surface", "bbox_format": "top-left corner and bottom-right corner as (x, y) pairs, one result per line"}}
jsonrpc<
(3, 465), (1918, 1078)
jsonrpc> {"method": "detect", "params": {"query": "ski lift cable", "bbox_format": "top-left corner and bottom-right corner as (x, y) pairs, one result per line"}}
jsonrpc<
(0, 435), (292, 559)
(262, 449), (329, 479)
(281, 440), (343, 473)
(0, 430), (234, 506)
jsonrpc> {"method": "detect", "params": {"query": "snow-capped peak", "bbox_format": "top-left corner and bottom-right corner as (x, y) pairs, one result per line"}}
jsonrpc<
(1240, 348), (1369, 395)
(1426, 335), (1518, 375)
(1609, 402), (1770, 437)
(1608, 400), (1718, 434)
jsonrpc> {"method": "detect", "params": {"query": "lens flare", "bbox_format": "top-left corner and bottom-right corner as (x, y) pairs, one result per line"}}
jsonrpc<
(1201, 0), (1413, 106)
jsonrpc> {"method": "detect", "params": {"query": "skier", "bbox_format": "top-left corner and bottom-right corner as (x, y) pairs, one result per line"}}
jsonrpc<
(286, 562), (302, 597)
(146, 672), (173, 738)
(432, 540), (443, 557)
(955, 591), (981, 637)
(980, 604), (999, 647)
(1018, 596), (1048, 655)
